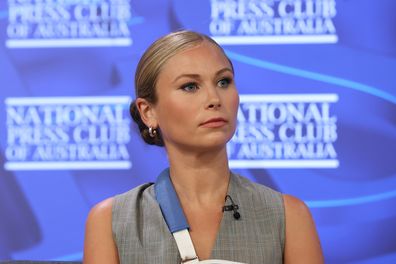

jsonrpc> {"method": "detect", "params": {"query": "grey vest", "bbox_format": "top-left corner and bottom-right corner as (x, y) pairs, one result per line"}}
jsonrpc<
(112, 173), (285, 263)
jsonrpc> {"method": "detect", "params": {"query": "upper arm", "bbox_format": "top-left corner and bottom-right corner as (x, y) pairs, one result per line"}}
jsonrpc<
(83, 197), (119, 264)
(283, 194), (324, 264)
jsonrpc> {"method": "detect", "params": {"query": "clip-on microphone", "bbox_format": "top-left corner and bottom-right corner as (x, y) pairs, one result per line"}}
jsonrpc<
(222, 195), (241, 220)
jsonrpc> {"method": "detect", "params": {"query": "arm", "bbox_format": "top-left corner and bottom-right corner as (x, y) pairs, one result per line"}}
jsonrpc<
(283, 195), (324, 264)
(83, 197), (119, 264)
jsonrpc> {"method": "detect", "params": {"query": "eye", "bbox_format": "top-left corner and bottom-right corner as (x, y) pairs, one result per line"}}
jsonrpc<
(217, 77), (232, 88)
(181, 82), (199, 92)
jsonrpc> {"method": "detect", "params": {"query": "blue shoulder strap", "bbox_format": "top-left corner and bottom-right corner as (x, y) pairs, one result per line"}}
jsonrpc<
(154, 168), (190, 233)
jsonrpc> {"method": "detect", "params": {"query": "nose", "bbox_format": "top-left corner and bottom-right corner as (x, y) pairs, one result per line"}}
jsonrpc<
(206, 86), (221, 110)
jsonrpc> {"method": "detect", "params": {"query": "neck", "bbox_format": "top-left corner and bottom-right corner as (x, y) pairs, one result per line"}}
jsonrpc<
(166, 145), (230, 205)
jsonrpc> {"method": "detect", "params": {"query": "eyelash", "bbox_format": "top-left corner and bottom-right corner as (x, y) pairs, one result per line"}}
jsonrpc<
(181, 82), (198, 92)
(180, 77), (233, 92)
(218, 77), (232, 88)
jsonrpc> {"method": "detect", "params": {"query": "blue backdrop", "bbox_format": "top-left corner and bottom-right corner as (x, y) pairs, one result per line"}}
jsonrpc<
(0, 0), (395, 263)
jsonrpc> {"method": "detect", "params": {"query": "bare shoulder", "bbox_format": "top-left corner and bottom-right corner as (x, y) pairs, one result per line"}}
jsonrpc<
(83, 197), (119, 264)
(87, 197), (114, 221)
(283, 194), (311, 219)
(283, 194), (324, 264)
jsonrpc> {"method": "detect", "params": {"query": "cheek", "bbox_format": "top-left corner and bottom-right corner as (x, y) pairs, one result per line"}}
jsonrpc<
(157, 96), (197, 132)
(165, 96), (195, 117)
(230, 91), (240, 116)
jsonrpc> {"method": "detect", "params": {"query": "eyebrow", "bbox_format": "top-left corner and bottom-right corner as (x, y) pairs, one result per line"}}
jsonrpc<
(172, 67), (234, 83)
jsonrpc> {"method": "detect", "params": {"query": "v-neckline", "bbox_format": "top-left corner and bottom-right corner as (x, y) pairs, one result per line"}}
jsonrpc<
(209, 172), (238, 259)
(154, 169), (240, 260)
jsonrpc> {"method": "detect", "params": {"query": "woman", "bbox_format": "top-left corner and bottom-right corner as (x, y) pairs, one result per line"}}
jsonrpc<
(83, 30), (324, 263)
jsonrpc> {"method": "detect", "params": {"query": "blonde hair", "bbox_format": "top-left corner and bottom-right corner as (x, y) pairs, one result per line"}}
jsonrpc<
(130, 30), (233, 146)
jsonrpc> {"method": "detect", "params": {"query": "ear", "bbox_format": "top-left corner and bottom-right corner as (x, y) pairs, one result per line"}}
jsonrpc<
(135, 98), (158, 128)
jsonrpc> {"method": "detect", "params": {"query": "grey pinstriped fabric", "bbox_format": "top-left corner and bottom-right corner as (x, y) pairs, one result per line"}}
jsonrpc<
(112, 173), (285, 264)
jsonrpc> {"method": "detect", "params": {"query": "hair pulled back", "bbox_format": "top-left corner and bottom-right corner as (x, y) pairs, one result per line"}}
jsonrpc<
(130, 30), (232, 146)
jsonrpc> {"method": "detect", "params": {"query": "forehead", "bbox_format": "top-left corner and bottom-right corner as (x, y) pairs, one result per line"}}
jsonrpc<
(161, 40), (231, 73)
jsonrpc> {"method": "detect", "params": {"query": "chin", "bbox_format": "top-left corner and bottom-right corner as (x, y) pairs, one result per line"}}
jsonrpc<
(198, 135), (232, 150)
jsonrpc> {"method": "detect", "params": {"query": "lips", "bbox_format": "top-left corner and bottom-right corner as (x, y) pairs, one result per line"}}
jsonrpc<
(200, 117), (228, 127)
